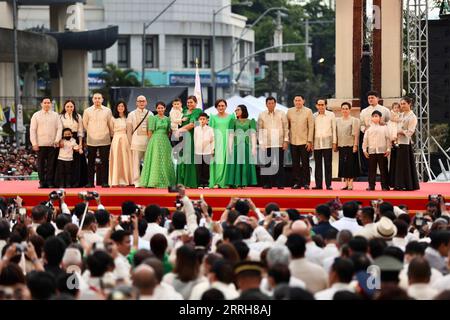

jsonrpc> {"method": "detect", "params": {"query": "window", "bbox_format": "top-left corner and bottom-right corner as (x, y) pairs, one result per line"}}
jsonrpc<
(203, 39), (211, 68)
(118, 36), (130, 68)
(92, 50), (105, 68)
(189, 38), (202, 68)
(144, 36), (157, 68)
(183, 38), (211, 68)
(183, 39), (188, 68)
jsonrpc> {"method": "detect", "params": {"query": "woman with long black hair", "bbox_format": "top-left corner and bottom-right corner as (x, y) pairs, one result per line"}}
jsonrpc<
(390, 96), (420, 191)
(59, 99), (88, 187)
(109, 100), (133, 186)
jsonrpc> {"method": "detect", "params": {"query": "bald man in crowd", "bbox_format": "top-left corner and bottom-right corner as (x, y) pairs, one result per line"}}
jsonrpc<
(132, 264), (157, 300)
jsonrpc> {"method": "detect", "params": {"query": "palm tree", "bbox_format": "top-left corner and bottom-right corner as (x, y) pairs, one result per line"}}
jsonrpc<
(97, 63), (151, 102)
(99, 63), (142, 87)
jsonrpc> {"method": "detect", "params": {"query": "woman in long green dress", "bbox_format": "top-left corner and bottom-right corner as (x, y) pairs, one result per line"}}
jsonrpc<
(175, 95), (202, 188)
(226, 105), (258, 188)
(140, 101), (175, 188)
(209, 99), (235, 188)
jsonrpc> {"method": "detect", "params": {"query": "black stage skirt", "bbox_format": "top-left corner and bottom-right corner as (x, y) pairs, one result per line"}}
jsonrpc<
(71, 131), (88, 188)
(390, 143), (420, 191)
(338, 146), (360, 178)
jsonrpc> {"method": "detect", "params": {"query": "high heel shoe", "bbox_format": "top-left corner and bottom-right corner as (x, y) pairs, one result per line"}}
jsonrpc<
(341, 186), (349, 190)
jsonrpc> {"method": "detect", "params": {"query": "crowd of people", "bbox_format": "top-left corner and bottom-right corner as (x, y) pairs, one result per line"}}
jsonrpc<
(28, 90), (420, 191)
(0, 188), (448, 300)
(0, 141), (37, 180)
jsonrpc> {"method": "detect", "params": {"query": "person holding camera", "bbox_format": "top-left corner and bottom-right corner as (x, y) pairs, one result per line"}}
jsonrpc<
(83, 92), (113, 188)
(30, 97), (63, 189)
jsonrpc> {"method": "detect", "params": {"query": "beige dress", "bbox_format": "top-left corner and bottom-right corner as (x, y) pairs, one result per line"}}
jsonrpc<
(109, 117), (133, 186)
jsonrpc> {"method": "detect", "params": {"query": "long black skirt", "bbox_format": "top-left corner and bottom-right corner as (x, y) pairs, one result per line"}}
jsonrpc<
(71, 132), (88, 188)
(390, 143), (420, 190)
(338, 146), (360, 178)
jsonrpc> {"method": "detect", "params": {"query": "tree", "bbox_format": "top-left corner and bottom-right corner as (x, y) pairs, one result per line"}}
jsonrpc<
(233, 0), (335, 106)
(97, 63), (150, 101)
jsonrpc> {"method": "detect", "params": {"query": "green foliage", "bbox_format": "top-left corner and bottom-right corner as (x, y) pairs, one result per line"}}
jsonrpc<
(97, 63), (149, 101)
(430, 123), (450, 152)
(233, 0), (335, 106)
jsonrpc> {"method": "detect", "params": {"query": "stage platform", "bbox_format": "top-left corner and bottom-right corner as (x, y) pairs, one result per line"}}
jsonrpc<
(0, 181), (448, 218)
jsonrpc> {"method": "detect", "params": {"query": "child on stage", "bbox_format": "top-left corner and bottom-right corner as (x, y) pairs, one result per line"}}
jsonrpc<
(193, 113), (214, 189)
(55, 128), (80, 188)
(362, 111), (391, 191)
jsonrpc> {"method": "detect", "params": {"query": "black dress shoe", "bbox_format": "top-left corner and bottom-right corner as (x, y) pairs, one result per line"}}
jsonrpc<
(277, 186), (285, 190)
(312, 186), (323, 190)
(366, 187), (375, 191)
(326, 187), (333, 190)
(341, 186), (349, 190)
(38, 184), (47, 189)
(382, 188), (390, 191)
(85, 184), (94, 188)
(303, 185), (310, 190)
(47, 185), (55, 189)
(263, 185), (272, 189)
(292, 184), (301, 190)
(102, 184), (110, 188)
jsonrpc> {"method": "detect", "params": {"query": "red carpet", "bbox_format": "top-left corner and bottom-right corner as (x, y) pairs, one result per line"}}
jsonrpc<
(1, 181), (448, 218)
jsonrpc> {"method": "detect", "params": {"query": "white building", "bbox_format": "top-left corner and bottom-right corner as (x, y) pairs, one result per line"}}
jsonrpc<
(18, 0), (255, 104)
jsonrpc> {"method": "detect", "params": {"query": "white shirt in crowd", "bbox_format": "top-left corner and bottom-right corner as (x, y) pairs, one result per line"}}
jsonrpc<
(331, 217), (363, 234)
(189, 281), (239, 300)
(305, 241), (325, 266)
(114, 253), (131, 284)
(315, 282), (355, 300)
(194, 124), (215, 155)
(143, 222), (169, 242)
(407, 283), (439, 300)
(152, 282), (183, 300)
(289, 258), (329, 294)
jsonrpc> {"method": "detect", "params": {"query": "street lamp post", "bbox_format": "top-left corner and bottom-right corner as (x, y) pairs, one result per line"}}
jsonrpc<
(12, 0), (20, 144)
(141, 0), (177, 87)
(229, 7), (288, 96)
(211, 1), (252, 105)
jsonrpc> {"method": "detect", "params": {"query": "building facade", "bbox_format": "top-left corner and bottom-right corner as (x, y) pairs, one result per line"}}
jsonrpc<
(18, 0), (255, 105)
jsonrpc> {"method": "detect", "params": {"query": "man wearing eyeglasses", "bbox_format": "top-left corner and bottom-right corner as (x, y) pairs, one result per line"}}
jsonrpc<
(127, 96), (153, 187)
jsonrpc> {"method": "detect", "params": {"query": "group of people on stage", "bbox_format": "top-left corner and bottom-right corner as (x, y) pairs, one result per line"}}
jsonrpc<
(29, 90), (419, 191)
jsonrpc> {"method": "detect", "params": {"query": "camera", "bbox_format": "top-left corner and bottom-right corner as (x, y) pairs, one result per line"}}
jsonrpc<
(428, 194), (442, 202)
(273, 211), (282, 218)
(78, 191), (99, 201)
(414, 212), (425, 227)
(49, 189), (64, 201)
(120, 215), (131, 223)
(15, 243), (27, 253)
(371, 199), (383, 207)
(18, 208), (26, 221)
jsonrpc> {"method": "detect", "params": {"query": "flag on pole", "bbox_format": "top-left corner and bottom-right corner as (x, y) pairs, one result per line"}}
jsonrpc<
(0, 103), (6, 127)
(194, 58), (204, 110)
(9, 104), (16, 132)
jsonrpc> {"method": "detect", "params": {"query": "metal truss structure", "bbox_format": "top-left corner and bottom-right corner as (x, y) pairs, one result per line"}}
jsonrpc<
(405, 0), (431, 181)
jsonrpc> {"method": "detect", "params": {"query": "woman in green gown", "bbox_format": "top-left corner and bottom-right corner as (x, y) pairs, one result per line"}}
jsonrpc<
(209, 99), (235, 188)
(175, 95), (202, 188)
(140, 101), (175, 188)
(226, 104), (258, 188)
